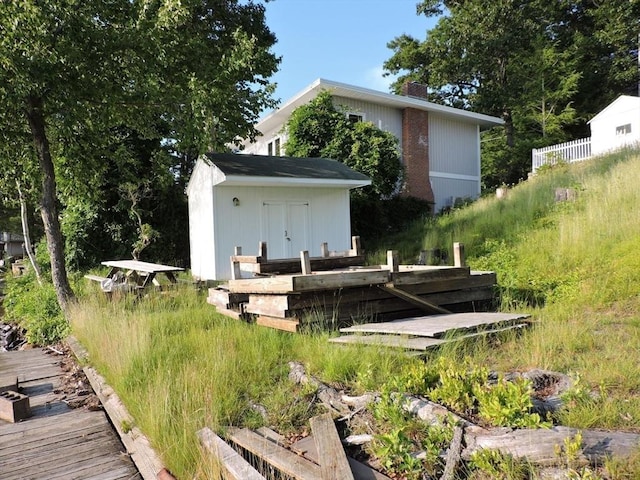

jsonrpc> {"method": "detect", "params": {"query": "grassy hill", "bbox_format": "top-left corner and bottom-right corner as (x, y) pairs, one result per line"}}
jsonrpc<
(68, 147), (640, 478)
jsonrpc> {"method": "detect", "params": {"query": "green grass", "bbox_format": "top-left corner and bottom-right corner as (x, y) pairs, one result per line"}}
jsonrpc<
(69, 146), (640, 478)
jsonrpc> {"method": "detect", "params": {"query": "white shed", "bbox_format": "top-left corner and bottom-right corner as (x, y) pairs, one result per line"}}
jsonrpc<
(186, 153), (371, 280)
(589, 95), (640, 156)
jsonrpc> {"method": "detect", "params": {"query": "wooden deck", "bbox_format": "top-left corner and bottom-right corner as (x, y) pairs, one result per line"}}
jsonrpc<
(0, 348), (139, 480)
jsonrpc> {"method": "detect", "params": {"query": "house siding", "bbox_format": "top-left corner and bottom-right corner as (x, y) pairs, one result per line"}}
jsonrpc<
(431, 176), (480, 211)
(429, 114), (480, 177)
(332, 96), (403, 146)
(590, 96), (640, 155)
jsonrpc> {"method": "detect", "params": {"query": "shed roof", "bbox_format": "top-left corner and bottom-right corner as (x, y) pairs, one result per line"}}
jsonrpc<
(188, 153), (372, 191)
(255, 78), (504, 135)
(587, 95), (640, 124)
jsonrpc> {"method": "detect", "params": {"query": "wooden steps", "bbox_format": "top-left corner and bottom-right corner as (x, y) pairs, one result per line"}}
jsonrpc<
(329, 312), (532, 352)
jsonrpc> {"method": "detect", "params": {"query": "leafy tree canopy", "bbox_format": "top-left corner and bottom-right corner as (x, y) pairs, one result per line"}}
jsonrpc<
(0, 1), (280, 309)
(384, 0), (640, 188)
(284, 91), (404, 198)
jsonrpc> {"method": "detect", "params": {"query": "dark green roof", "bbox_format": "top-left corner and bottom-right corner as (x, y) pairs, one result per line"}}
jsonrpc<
(204, 152), (370, 182)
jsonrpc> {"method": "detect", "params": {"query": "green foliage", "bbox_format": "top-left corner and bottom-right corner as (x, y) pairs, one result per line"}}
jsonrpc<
(284, 90), (404, 199)
(470, 449), (530, 480)
(3, 272), (68, 345)
(473, 377), (549, 428)
(385, 0), (640, 188)
(370, 426), (424, 480)
(427, 357), (488, 415)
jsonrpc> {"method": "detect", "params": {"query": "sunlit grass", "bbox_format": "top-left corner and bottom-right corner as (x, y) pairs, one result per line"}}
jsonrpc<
(69, 147), (640, 477)
(70, 287), (409, 478)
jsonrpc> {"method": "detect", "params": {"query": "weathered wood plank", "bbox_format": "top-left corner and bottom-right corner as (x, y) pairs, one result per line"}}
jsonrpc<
(388, 266), (471, 286)
(379, 285), (451, 314)
(329, 334), (447, 350)
(228, 269), (390, 294)
(462, 426), (640, 466)
(340, 313), (530, 337)
(291, 435), (392, 480)
(441, 426), (463, 480)
(256, 315), (299, 332)
(197, 427), (266, 480)
(310, 413), (355, 480)
(330, 324), (529, 351)
(228, 427), (322, 480)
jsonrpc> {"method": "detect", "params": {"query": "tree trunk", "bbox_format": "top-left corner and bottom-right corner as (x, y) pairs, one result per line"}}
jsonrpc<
(24, 95), (75, 314)
(16, 180), (43, 286)
(503, 109), (515, 148)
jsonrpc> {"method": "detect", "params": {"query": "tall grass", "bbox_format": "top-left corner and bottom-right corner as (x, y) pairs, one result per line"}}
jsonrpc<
(69, 147), (640, 477)
(70, 287), (409, 478)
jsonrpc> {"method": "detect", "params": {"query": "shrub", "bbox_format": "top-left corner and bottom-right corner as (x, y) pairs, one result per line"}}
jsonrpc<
(3, 272), (68, 345)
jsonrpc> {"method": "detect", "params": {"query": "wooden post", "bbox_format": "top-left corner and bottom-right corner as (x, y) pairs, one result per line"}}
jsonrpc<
(258, 241), (268, 262)
(417, 250), (427, 265)
(234, 246), (242, 255)
(453, 242), (465, 267)
(230, 259), (241, 280)
(300, 251), (311, 275)
(351, 236), (361, 256)
(387, 250), (399, 273)
(320, 242), (329, 258)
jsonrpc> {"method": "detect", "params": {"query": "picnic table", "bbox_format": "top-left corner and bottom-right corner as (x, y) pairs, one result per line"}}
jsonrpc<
(85, 260), (184, 293)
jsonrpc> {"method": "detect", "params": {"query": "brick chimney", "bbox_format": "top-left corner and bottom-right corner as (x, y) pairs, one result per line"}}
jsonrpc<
(401, 81), (428, 100)
(400, 82), (434, 205)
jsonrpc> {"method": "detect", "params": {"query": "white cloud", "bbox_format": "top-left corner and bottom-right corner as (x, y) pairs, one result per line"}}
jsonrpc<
(362, 65), (398, 92)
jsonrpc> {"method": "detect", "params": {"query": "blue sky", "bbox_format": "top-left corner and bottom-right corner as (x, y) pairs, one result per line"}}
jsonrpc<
(262, 0), (438, 113)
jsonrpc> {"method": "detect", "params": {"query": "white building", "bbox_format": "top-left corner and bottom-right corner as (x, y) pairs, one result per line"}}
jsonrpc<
(588, 95), (640, 156)
(186, 152), (370, 280)
(241, 79), (503, 212)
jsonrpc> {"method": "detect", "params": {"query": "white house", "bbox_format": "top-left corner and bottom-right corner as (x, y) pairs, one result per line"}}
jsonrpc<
(240, 78), (503, 212)
(531, 95), (640, 172)
(588, 95), (640, 156)
(186, 152), (371, 281)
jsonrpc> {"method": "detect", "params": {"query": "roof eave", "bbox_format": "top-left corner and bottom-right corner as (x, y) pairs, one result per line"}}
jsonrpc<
(213, 175), (371, 189)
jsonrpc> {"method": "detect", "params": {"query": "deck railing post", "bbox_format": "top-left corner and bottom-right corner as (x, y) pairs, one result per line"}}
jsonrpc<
(321, 242), (329, 258)
(258, 241), (268, 262)
(300, 250), (312, 275)
(453, 242), (465, 267)
(387, 250), (399, 273)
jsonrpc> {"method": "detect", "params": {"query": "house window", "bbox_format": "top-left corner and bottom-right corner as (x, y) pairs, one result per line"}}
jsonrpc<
(616, 124), (631, 136)
(267, 137), (282, 156)
(347, 112), (364, 124)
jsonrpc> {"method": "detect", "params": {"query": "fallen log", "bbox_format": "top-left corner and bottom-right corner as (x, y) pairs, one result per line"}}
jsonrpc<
(400, 394), (477, 429)
(288, 361), (352, 414)
(462, 426), (640, 467)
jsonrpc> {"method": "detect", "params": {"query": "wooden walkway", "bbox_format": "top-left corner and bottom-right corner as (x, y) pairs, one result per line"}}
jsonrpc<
(0, 348), (139, 480)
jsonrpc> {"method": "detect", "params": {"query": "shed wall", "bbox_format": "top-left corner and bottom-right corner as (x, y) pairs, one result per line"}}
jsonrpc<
(188, 164), (216, 280)
(211, 185), (352, 280)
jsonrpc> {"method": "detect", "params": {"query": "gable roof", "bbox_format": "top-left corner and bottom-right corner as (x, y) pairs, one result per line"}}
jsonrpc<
(257, 78), (504, 134)
(188, 153), (371, 192)
(587, 95), (640, 124)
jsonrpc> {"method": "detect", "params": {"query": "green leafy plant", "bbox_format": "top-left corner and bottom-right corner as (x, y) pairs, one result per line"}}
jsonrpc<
(473, 376), (551, 428)
(370, 426), (424, 480)
(470, 448), (529, 480)
(428, 357), (488, 415)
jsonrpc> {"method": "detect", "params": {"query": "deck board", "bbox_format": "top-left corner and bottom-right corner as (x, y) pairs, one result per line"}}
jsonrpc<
(339, 312), (530, 337)
(0, 349), (139, 480)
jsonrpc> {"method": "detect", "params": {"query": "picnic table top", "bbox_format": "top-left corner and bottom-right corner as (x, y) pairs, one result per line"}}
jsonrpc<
(101, 259), (184, 273)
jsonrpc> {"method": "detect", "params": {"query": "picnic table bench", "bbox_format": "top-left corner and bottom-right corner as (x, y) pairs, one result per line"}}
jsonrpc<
(85, 260), (184, 292)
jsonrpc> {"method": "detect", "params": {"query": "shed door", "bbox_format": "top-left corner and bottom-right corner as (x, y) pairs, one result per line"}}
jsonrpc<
(262, 201), (310, 258)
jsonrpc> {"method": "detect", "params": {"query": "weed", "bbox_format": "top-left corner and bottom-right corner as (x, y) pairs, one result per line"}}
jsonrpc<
(427, 357), (488, 415)
(469, 448), (530, 479)
(473, 376), (550, 428)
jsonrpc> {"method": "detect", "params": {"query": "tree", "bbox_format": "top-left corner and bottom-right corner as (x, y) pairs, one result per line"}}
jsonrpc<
(284, 91), (404, 198)
(0, 1), (279, 312)
(384, 0), (639, 188)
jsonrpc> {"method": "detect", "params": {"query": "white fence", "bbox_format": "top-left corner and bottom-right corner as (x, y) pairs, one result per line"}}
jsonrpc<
(531, 137), (591, 173)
